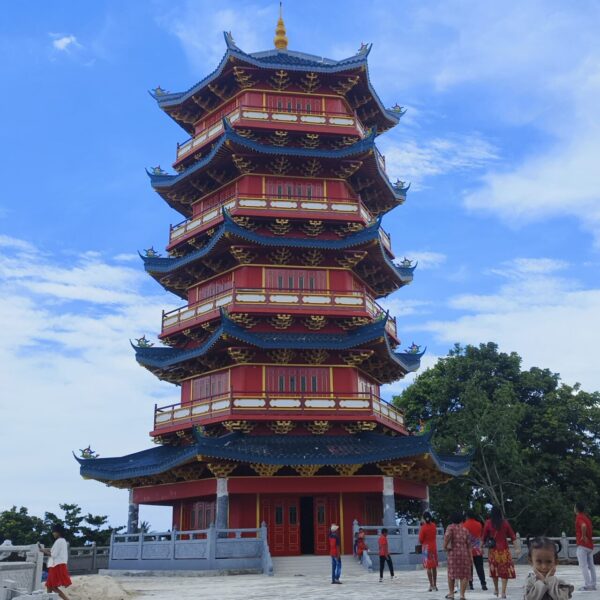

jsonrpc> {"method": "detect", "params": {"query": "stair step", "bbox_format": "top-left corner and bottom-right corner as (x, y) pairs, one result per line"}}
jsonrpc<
(273, 555), (366, 577)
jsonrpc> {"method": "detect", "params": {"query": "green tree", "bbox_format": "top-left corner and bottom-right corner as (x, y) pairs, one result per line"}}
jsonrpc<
(0, 507), (45, 545)
(394, 343), (600, 535)
(0, 504), (124, 546)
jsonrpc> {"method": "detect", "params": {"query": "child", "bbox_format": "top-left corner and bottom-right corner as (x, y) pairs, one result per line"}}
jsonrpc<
(39, 524), (72, 600)
(378, 528), (395, 582)
(523, 537), (573, 600)
(356, 527), (368, 561)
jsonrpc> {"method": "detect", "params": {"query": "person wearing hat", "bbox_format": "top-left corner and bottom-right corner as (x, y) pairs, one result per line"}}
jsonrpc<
(329, 524), (342, 584)
(38, 524), (72, 599)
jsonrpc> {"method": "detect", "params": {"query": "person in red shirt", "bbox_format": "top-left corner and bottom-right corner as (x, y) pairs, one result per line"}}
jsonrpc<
(418, 511), (439, 591)
(328, 524), (342, 584)
(574, 502), (596, 591)
(378, 528), (394, 582)
(482, 506), (516, 599)
(463, 511), (488, 591)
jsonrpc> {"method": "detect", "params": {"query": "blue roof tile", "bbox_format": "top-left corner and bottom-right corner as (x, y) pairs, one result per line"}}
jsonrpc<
(77, 430), (471, 480)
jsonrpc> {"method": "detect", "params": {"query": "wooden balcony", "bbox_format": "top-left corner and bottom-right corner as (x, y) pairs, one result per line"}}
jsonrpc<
(160, 287), (398, 339)
(167, 194), (373, 249)
(152, 391), (406, 435)
(175, 105), (365, 163)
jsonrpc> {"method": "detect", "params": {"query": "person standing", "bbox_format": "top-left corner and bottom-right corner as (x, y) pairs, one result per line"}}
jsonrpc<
(574, 502), (597, 591)
(463, 510), (488, 591)
(356, 527), (367, 561)
(39, 524), (71, 600)
(329, 524), (342, 584)
(482, 506), (516, 599)
(378, 528), (395, 582)
(444, 512), (472, 600)
(419, 511), (439, 591)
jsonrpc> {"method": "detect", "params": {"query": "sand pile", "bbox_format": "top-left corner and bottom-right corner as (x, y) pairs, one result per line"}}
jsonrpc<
(67, 575), (130, 600)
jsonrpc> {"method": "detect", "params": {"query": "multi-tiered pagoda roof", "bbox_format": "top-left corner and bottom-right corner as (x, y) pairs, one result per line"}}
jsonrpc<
(78, 10), (469, 556)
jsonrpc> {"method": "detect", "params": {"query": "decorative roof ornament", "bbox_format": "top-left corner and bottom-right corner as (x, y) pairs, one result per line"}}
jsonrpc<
(79, 446), (99, 459)
(135, 335), (154, 348)
(144, 246), (161, 258)
(391, 103), (406, 114)
(358, 42), (370, 54)
(274, 2), (288, 50)
(151, 165), (168, 176)
(407, 342), (421, 354)
(152, 86), (169, 97)
(224, 31), (237, 48)
(393, 179), (410, 193)
(399, 257), (413, 268)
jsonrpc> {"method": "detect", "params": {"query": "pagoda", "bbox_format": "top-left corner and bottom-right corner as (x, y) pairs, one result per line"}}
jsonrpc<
(78, 10), (469, 556)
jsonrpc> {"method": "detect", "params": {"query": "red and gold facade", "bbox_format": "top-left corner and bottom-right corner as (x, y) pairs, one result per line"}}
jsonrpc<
(79, 16), (469, 557)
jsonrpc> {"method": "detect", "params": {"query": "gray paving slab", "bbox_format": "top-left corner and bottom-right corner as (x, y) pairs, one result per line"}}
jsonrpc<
(110, 564), (593, 600)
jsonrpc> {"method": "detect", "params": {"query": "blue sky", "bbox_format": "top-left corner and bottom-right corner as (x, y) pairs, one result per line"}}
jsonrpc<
(1, 0), (599, 531)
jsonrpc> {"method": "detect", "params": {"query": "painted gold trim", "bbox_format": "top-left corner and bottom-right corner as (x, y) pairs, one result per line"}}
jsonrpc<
(339, 492), (344, 550)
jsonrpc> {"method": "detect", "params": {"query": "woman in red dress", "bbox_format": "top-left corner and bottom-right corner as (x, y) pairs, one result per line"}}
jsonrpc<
(444, 512), (472, 600)
(40, 524), (72, 600)
(482, 506), (516, 598)
(418, 511), (439, 591)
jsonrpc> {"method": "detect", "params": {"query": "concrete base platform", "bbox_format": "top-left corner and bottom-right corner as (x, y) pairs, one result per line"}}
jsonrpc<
(99, 568), (262, 577)
(103, 565), (592, 600)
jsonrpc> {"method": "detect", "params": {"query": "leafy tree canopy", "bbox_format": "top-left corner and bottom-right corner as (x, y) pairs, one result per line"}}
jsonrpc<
(0, 503), (124, 546)
(394, 342), (600, 536)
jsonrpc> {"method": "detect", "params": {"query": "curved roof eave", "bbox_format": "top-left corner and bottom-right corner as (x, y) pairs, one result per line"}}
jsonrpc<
(134, 313), (390, 369)
(147, 120), (378, 189)
(151, 35), (398, 131)
(141, 210), (383, 273)
(77, 430), (472, 480)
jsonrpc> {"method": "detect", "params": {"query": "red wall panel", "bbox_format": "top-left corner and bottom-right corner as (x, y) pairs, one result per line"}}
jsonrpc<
(229, 494), (258, 529)
(133, 479), (217, 504)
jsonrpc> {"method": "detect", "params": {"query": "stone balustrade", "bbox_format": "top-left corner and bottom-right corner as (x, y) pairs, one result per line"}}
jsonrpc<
(109, 524), (273, 574)
(0, 543), (44, 598)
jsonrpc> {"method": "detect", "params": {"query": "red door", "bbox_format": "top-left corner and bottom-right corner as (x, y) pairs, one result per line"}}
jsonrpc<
(314, 495), (340, 555)
(261, 496), (301, 556)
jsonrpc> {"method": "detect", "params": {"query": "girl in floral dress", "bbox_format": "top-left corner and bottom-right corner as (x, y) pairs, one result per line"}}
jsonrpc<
(444, 512), (472, 600)
(419, 511), (439, 591)
(483, 506), (516, 598)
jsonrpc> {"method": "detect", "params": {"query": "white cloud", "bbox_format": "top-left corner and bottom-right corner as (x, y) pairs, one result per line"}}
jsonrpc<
(380, 134), (498, 189)
(378, 296), (430, 318)
(0, 237), (176, 529)
(401, 251), (447, 270)
(419, 258), (600, 391)
(50, 34), (80, 52)
(155, 2), (272, 71)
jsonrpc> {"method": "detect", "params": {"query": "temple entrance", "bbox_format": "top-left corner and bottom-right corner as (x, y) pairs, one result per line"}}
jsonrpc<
(260, 494), (339, 556)
(300, 497), (314, 554)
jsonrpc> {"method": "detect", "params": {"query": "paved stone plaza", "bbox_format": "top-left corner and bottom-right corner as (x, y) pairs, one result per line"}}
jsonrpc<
(100, 564), (592, 600)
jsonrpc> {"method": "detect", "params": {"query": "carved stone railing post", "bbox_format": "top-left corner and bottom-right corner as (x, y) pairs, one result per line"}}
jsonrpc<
(207, 523), (217, 566)
(560, 532), (569, 560)
(90, 542), (97, 573)
(260, 521), (273, 576)
(137, 531), (144, 561)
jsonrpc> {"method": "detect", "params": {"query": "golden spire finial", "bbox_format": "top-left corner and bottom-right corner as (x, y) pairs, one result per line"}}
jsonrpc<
(274, 2), (288, 50)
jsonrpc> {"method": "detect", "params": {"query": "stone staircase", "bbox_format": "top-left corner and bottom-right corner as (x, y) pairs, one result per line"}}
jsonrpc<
(272, 554), (368, 579)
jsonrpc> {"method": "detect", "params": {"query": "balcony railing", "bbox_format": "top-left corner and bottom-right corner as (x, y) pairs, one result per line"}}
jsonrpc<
(375, 146), (387, 173)
(167, 194), (373, 246)
(161, 287), (397, 338)
(153, 391), (405, 433)
(176, 105), (365, 161)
